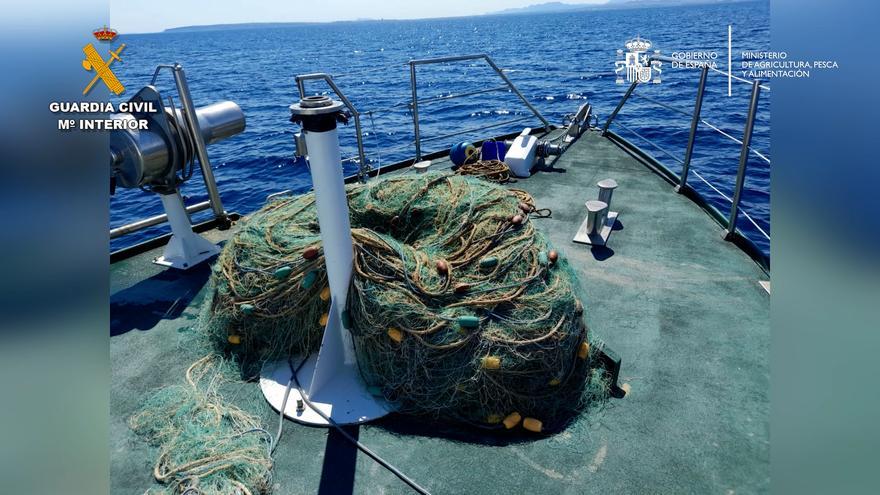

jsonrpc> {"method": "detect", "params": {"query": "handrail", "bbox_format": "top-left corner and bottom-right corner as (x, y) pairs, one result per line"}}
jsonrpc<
(418, 116), (533, 144)
(408, 54), (551, 161)
(699, 119), (771, 164)
(602, 79), (639, 134)
(725, 80), (762, 239)
(615, 121), (685, 165)
(295, 73), (370, 182)
(679, 65), (709, 191)
(631, 92), (693, 118)
(416, 85), (510, 105)
(603, 59), (770, 251)
(110, 200), (212, 239)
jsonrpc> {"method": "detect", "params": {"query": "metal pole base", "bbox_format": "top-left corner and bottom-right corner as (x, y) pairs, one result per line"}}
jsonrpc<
(259, 299), (391, 426)
(153, 234), (220, 270)
(260, 356), (390, 426)
(153, 192), (220, 270)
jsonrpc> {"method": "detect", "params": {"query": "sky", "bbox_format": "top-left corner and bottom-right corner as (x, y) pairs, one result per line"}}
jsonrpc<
(110, 0), (609, 34)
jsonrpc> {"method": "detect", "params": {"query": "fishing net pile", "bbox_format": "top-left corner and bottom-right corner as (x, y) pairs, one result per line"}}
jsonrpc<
(200, 172), (607, 429)
(131, 172), (608, 493)
(129, 355), (272, 495)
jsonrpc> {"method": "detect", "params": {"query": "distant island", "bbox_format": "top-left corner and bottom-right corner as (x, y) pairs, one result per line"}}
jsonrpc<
(165, 22), (317, 33)
(492, 0), (751, 16)
(164, 0), (758, 33)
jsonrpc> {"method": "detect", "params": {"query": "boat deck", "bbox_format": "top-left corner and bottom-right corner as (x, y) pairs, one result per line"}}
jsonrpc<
(111, 129), (769, 494)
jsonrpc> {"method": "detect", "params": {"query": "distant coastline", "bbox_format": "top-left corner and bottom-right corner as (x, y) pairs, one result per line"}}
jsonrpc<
(162, 0), (759, 34)
(492, 0), (751, 16)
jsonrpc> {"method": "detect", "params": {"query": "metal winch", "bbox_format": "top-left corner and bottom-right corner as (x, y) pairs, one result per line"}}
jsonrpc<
(109, 63), (245, 269)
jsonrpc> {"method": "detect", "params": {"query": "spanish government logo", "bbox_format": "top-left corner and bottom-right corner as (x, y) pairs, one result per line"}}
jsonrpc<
(82, 26), (126, 96)
(615, 36), (662, 84)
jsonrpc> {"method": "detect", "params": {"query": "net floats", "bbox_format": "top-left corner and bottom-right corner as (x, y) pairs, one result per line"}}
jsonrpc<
(522, 417), (543, 433)
(273, 266), (293, 280)
(227, 334), (241, 345)
(479, 256), (498, 269)
(239, 303), (255, 315)
(500, 412), (543, 432)
(435, 259), (449, 276)
(319, 312), (329, 326)
(578, 341), (590, 359)
(302, 245), (320, 260)
(503, 412), (522, 429)
(481, 356), (501, 370)
(510, 214), (524, 226)
(457, 315), (480, 329)
(548, 250), (558, 264)
(387, 327), (404, 343)
(453, 283), (471, 294)
(301, 270), (318, 289)
(319, 286), (330, 301)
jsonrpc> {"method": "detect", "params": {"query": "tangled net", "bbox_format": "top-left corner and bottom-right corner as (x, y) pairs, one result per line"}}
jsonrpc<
(132, 173), (609, 493)
(130, 355), (272, 495)
(201, 172), (607, 429)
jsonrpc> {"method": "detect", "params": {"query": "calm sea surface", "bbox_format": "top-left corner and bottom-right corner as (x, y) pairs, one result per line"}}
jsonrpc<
(111, 1), (770, 254)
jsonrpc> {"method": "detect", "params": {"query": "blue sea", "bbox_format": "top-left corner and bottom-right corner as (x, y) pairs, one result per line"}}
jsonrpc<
(111, 0), (770, 255)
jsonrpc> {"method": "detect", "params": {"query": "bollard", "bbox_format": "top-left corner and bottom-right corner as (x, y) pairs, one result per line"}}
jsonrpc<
(585, 200), (608, 234)
(412, 160), (432, 173)
(597, 179), (618, 210)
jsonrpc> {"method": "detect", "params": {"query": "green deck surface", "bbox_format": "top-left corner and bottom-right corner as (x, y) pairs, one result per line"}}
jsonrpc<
(111, 129), (769, 494)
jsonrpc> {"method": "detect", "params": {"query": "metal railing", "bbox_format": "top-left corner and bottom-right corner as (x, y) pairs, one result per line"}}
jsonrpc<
(602, 56), (770, 249)
(295, 73), (370, 182)
(408, 54), (551, 161)
(290, 55), (552, 168)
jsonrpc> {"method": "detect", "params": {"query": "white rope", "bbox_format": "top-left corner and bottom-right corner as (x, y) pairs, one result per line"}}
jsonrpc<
(691, 170), (770, 241)
(700, 119), (771, 164)
(692, 169), (733, 203)
(740, 208), (771, 240)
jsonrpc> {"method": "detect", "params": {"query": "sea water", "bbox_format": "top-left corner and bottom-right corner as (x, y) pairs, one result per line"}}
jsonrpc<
(111, 0), (770, 254)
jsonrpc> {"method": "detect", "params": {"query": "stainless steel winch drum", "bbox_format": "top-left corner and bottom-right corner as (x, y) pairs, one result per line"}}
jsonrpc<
(110, 89), (245, 191)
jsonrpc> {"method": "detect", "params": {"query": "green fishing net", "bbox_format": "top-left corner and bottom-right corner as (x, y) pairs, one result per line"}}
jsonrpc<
(132, 172), (607, 494)
(203, 172), (606, 427)
(129, 355), (273, 495)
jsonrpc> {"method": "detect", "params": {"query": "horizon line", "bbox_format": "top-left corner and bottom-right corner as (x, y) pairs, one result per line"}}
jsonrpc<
(117, 0), (762, 35)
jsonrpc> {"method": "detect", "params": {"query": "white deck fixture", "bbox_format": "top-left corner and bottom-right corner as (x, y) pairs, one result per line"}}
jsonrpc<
(260, 96), (390, 426)
(506, 128), (538, 178)
(153, 192), (220, 269)
(412, 160), (432, 173)
(574, 179), (620, 247)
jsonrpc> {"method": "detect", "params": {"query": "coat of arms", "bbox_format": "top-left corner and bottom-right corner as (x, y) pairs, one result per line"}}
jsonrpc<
(615, 36), (662, 84)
